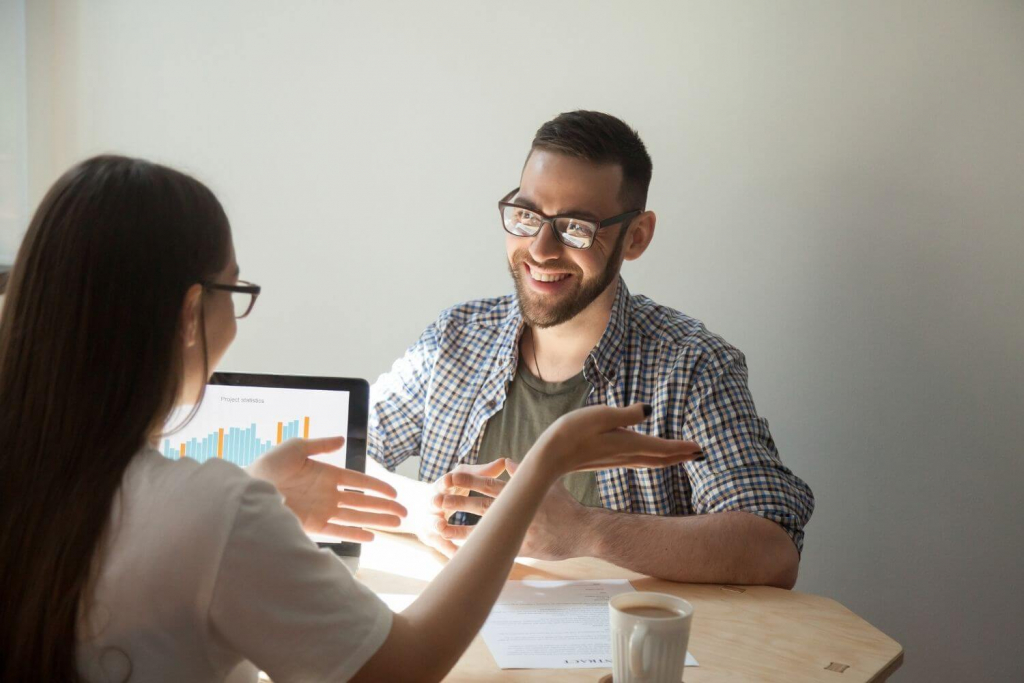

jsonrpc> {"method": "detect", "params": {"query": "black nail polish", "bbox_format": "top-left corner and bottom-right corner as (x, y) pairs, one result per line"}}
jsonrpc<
(642, 404), (653, 418)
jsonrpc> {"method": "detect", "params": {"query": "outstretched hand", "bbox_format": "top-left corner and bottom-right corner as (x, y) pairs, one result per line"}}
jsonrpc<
(248, 436), (408, 543)
(533, 403), (703, 474)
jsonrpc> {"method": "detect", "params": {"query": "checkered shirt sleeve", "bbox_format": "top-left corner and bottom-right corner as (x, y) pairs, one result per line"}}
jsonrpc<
(682, 351), (815, 552)
(367, 323), (438, 471)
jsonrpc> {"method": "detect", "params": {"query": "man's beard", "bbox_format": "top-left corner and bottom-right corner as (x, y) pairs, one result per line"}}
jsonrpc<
(509, 230), (627, 329)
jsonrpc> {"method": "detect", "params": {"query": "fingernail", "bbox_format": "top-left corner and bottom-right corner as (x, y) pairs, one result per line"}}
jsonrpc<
(642, 404), (653, 418)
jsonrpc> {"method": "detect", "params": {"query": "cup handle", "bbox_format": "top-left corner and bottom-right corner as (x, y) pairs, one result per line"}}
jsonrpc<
(629, 622), (649, 679)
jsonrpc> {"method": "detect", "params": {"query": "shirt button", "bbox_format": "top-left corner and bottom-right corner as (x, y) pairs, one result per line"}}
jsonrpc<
(487, 400), (496, 409)
(607, 369), (616, 379)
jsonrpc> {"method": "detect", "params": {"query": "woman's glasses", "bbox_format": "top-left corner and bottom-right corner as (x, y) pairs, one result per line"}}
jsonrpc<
(498, 188), (641, 250)
(203, 280), (261, 319)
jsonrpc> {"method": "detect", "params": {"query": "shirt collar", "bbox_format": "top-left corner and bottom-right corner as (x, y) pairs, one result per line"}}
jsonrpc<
(498, 277), (631, 383)
(586, 276), (631, 383)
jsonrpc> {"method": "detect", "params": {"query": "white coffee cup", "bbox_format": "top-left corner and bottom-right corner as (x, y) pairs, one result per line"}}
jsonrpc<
(609, 592), (693, 682)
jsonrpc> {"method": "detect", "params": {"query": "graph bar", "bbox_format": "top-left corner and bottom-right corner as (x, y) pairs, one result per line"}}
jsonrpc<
(249, 424), (257, 464)
(162, 415), (314, 466)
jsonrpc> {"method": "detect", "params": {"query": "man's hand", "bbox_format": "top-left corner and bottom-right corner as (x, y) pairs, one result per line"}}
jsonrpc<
(436, 458), (592, 561)
(407, 459), (506, 557)
(248, 436), (408, 543)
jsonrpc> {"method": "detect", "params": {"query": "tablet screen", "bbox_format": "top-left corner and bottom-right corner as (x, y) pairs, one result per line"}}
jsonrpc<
(159, 384), (350, 470)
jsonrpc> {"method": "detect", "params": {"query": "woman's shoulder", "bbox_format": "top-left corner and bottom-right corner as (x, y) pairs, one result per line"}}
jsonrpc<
(128, 448), (267, 501)
(115, 449), (278, 552)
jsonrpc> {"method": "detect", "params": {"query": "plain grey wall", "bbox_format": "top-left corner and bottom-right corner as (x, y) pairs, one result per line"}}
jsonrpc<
(0, 0), (28, 262)
(15, 1), (1024, 680)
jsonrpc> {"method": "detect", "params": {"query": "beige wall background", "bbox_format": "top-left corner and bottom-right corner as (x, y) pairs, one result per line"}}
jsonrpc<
(9, 1), (1024, 679)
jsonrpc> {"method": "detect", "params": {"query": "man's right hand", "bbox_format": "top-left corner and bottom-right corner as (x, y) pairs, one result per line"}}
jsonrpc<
(406, 459), (506, 557)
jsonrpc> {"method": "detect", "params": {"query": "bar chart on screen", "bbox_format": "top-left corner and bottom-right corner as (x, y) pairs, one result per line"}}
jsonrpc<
(160, 384), (350, 468)
(161, 416), (311, 467)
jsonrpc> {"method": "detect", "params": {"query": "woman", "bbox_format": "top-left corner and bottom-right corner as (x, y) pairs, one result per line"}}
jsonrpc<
(0, 156), (700, 682)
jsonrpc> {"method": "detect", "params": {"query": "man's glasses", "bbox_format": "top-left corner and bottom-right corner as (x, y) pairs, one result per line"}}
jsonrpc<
(498, 188), (641, 250)
(203, 280), (261, 319)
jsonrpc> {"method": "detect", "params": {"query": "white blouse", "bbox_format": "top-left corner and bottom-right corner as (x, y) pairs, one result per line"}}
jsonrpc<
(76, 448), (392, 682)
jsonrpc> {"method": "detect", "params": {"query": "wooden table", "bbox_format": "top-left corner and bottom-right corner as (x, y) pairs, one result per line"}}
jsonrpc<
(357, 533), (903, 682)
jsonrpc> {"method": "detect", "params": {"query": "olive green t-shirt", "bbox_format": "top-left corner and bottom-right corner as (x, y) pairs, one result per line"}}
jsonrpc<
(475, 359), (602, 507)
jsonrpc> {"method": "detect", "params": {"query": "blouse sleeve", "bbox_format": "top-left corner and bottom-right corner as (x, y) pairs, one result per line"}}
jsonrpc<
(208, 477), (393, 682)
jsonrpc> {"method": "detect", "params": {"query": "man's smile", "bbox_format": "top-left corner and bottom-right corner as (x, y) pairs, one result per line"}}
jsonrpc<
(522, 262), (576, 294)
(525, 262), (572, 283)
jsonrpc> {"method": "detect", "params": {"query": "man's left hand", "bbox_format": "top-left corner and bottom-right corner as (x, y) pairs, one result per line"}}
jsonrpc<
(435, 458), (591, 561)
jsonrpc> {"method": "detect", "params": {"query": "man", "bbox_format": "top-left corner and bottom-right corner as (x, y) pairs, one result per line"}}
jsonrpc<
(368, 111), (814, 587)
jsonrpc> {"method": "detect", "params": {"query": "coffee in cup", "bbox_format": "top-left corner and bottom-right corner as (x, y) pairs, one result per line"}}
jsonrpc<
(609, 592), (693, 682)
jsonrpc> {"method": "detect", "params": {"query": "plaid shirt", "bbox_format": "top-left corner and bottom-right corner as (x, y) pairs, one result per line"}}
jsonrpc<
(368, 278), (815, 551)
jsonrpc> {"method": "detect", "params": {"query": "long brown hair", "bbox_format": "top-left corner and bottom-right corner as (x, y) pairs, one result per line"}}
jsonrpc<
(0, 155), (232, 681)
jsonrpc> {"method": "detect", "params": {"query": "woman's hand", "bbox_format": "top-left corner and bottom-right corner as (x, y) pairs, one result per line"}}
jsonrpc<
(247, 436), (408, 543)
(525, 403), (704, 476)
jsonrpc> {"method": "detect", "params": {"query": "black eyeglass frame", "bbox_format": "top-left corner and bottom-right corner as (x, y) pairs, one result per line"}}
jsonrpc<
(202, 280), (262, 319)
(497, 187), (642, 250)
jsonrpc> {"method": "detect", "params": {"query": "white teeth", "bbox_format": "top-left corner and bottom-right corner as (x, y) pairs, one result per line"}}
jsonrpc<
(530, 271), (570, 283)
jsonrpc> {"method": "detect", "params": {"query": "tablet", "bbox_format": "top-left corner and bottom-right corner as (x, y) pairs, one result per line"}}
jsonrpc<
(159, 372), (369, 568)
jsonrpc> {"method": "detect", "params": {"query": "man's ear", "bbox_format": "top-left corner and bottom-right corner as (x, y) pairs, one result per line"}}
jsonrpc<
(622, 211), (656, 262)
(180, 284), (204, 348)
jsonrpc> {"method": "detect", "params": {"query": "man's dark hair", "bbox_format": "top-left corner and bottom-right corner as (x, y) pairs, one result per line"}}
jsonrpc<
(530, 110), (653, 210)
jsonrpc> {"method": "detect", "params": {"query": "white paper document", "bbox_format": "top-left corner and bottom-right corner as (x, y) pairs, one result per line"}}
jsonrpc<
(479, 579), (698, 670)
